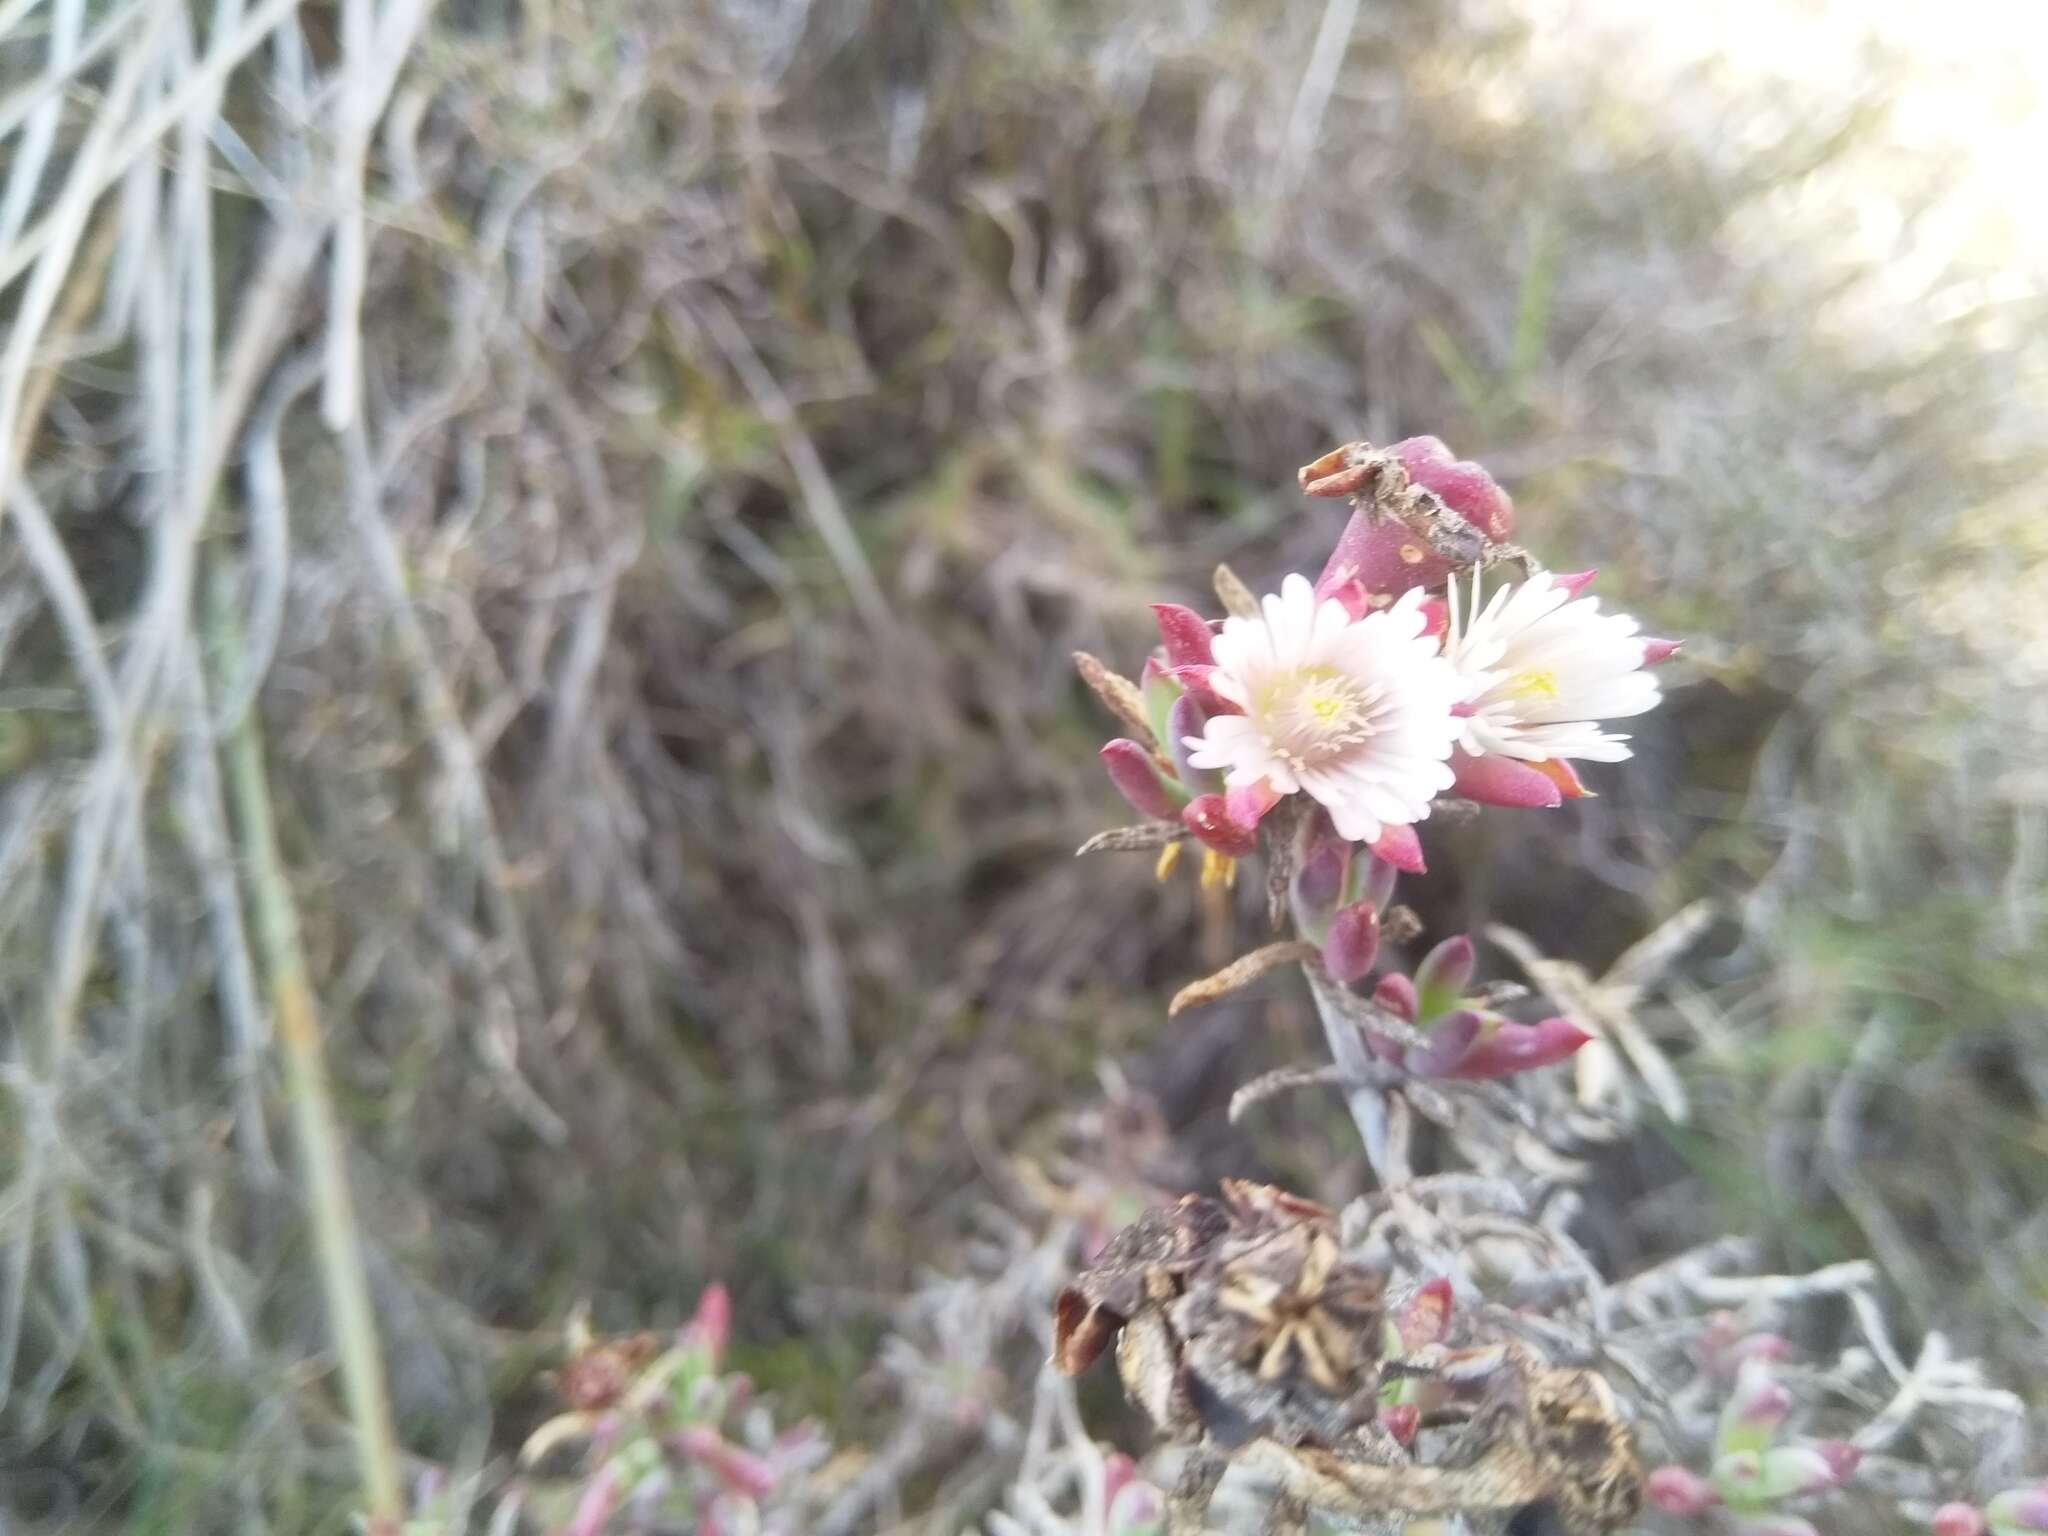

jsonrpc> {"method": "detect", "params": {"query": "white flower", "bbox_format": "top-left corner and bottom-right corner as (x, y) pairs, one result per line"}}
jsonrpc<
(1442, 570), (1660, 764)
(1185, 574), (1462, 843)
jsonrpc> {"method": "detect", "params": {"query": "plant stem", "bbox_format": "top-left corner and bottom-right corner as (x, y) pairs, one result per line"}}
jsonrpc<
(222, 672), (404, 1526)
(1292, 883), (1414, 1186)
(1302, 960), (1407, 1185)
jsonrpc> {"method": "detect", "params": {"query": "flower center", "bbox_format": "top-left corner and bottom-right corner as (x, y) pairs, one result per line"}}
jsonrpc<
(1503, 667), (1560, 702)
(1258, 667), (1385, 769)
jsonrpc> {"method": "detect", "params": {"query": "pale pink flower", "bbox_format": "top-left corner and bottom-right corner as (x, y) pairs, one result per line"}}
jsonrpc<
(1443, 570), (1662, 766)
(1184, 575), (1461, 844)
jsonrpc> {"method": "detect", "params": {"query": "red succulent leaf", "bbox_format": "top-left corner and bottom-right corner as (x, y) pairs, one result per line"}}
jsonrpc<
(673, 1426), (778, 1499)
(1378, 1403), (1420, 1447)
(1440, 1016), (1590, 1079)
(1165, 664), (1242, 716)
(684, 1283), (733, 1369)
(1449, 748), (1564, 810)
(1372, 972), (1418, 1022)
(1152, 603), (1216, 668)
(1100, 740), (1178, 819)
(1182, 795), (1258, 858)
(1413, 935), (1476, 1021)
(1402, 1009), (1484, 1077)
(1323, 902), (1382, 984)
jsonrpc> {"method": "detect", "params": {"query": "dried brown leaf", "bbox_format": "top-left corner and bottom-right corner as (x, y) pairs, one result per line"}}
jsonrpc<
(1213, 563), (1260, 620)
(1072, 651), (1155, 745)
(1169, 941), (1317, 1018)
(1227, 1064), (1347, 1123)
(1077, 821), (1185, 856)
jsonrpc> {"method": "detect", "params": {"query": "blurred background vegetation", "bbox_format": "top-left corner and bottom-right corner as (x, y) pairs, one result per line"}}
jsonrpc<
(0, 0), (2043, 1529)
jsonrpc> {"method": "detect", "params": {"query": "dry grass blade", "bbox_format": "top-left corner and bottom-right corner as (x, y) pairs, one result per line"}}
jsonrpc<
(1212, 563), (1261, 621)
(220, 603), (403, 1525)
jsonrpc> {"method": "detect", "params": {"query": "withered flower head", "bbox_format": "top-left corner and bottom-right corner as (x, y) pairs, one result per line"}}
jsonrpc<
(1054, 1181), (1388, 1452)
(552, 1330), (662, 1414)
(1210, 1217), (1379, 1396)
(1053, 1192), (1231, 1376)
(1525, 1368), (1644, 1535)
(1173, 1189), (1385, 1448)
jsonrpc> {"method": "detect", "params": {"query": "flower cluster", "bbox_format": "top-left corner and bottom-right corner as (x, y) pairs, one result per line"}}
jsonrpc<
(1646, 1347), (1862, 1536)
(1935, 1488), (2048, 1536)
(1095, 437), (1676, 879)
(516, 1284), (826, 1536)
(1287, 814), (1592, 1079)
(1093, 1452), (1167, 1536)
(1369, 932), (1591, 1080)
(1375, 1276), (1456, 1445)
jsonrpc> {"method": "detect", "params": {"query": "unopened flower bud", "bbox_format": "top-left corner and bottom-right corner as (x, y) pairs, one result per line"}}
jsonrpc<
(1107, 1475), (1165, 1536)
(1372, 972), (1418, 1021)
(1712, 1449), (1766, 1502)
(1725, 1332), (1795, 1376)
(1395, 1276), (1454, 1351)
(1934, 1504), (1989, 1536)
(1696, 1318), (1793, 1380)
(1324, 902), (1382, 984)
(1378, 1402), (1420, 1446)
(1988, 1488), (2048, 1534)
(1754, 1445), (1854, 1500)
(1717, 1357), (1793, 1458)
(1101, 1453), (1141, 1506)
(1647, 1465), (1722, 1515)
(1309, 437), (1516, 604)
(1101, 740), (1177, 819)
(1814, 1441), (1863, 1484)
(1642, 637), (1683, 665)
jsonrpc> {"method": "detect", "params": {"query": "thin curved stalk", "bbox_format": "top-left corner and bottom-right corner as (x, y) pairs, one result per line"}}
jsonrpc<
(219, 600), (403, 1526)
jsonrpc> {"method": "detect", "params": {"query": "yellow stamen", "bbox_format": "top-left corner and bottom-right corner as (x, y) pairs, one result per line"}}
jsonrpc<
(1506, 668), (1560, 701)
(1307, 689), (1349, 723)
(1154, 842), (1184, 882)
(1200, 849), (1238, 889)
